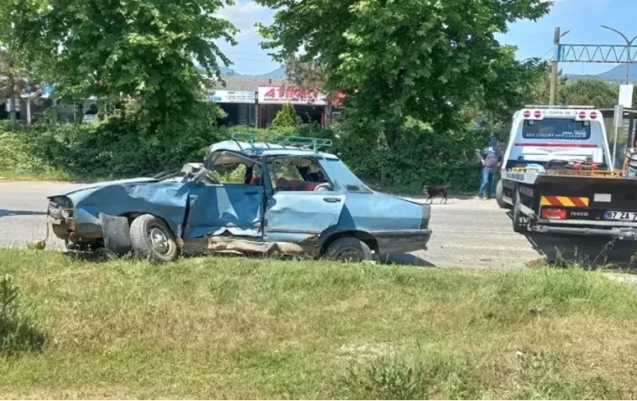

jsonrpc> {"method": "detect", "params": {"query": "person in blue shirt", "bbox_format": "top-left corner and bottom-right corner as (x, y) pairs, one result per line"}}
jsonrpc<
(478, 136), (501, 199)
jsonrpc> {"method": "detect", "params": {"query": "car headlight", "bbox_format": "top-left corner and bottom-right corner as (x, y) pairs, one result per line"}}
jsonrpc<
(48, 196), (74, 219)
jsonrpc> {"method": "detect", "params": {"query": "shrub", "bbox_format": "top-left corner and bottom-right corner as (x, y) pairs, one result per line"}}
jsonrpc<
(335, 117), (488, 192)
(0, 275), (45, 356)
(0, 113), (488, 192)
(271, 103), (303, 128)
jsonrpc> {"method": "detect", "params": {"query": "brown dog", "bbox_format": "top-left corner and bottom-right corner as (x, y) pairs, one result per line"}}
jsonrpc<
(422, 184), (450, 203)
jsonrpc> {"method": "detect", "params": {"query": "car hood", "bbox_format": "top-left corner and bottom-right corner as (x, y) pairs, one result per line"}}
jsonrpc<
(49, 177), (159, 198)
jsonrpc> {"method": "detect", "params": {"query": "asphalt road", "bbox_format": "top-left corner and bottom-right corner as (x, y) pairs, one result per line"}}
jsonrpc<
(1, 181), (635, 269)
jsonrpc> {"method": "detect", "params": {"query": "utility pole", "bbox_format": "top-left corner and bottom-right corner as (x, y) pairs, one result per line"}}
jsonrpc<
(549, 28), (570, 105)
(549, 27), (560, 105)
(600, 25), (637, 84)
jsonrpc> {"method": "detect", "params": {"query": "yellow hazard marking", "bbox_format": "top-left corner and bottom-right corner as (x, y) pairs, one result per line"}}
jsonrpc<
(540, 196), (589, 207)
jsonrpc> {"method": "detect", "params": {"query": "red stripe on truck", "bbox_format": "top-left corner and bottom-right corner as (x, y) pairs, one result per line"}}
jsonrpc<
(514, 143), (597, 148)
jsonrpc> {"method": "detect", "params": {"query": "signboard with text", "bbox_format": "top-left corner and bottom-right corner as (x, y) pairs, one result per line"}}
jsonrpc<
(258, 86), (328, 105)
(207, 90), (255, 104)
(4, 99), (21, 112)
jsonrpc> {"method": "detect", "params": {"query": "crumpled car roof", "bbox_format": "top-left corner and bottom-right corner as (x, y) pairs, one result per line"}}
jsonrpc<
(208, 140), (339, 159)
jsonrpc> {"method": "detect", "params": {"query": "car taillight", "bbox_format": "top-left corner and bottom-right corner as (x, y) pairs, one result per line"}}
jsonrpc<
(590, 111), (597, 119)
(540, 208), (566, 219)
(523, 110), (531, 118)
(420, 204), (430, 229)
(534, 110), (542, 118)
(579, 111), (586, 119)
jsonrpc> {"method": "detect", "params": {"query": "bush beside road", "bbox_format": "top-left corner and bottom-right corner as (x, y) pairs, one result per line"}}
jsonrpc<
(1, 249), (637, 399)
(0, 120), (487, 195)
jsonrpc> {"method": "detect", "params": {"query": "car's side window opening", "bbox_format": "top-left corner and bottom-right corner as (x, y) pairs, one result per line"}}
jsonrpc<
(267, 157), (333, 192)
(203, 158), (262, 186)
(206, 163), (247, 184)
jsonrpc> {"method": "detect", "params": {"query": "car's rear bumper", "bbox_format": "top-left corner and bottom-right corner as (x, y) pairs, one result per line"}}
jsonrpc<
(371, 229), (433, 255)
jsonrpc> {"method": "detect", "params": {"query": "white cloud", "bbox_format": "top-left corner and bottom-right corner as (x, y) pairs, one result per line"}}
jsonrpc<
(218, 0), (274, 38)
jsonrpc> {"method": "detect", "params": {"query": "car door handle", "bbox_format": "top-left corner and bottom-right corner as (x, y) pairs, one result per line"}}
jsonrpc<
(245, 191), (259, 195)
(323, 197), (342, 203)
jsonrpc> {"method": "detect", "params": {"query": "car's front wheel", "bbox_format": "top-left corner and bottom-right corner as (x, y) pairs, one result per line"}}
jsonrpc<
(325, 237), (373, 263)
(129, 214), (179, 262)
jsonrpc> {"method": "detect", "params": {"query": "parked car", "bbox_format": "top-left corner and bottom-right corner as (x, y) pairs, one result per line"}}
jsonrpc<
(45, 135), (433, 262)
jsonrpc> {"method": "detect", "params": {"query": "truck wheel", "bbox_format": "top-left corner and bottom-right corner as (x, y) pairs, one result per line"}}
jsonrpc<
(512, 191), (527, 233)
(129, 214), (178, 262)
(495, 180), (509, 209)
(325, 237), (373, 263)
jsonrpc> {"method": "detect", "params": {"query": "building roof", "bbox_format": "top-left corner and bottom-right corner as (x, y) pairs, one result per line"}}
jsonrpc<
(213, 75), (288, 91)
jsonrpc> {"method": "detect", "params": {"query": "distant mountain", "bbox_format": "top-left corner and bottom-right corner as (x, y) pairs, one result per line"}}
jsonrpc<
(567, 62), (637, 83)
(219, 66), (240, 75)
(597, 63), (637, 82)
(258, 67), (286, 78)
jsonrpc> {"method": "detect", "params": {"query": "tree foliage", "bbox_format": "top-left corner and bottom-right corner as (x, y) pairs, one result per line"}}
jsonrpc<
(12, 0), (238, 124)
(257, 0), (551, 147)
(0, 0), (42, 129)
(559, 79), (618, 108)
(271, 103), (302, 128)
(284, 54), (326, 89)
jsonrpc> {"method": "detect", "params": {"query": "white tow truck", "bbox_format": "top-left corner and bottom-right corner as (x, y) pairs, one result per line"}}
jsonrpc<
(495, 105), (637, 239)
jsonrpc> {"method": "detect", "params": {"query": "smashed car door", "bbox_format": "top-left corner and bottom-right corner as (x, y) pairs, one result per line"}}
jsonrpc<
(263, 156), (345, 244)
(184, 151), (265, 239)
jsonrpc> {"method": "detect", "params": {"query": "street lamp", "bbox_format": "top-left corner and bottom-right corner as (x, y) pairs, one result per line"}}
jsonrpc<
(601, 25), (637, 83)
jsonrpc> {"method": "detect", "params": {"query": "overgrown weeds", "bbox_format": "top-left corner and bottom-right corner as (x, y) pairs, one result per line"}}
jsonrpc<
(2, 249), (637, 398)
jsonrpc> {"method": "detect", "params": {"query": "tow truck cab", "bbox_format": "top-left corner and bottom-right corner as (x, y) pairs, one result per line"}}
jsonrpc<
(496, 105), (637, 239)
(501, 105), (612, 171)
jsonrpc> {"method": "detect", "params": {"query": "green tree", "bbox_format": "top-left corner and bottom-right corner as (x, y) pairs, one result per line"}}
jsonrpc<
(256, 0), (551, 148)
(13, 0), (238, 125)
(0, 0), (41, 129)
(470, 56), (550, 139)
(271, 103), (302, 128)
(284, 54), (326, 90)
(559, 79), (617, 108)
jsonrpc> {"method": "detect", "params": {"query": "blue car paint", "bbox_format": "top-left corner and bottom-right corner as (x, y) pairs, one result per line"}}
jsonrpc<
(185, 184), (265, 238)
(263, 191), (346, 243)
(50, 177), (162, 197)
(48, 140), (431, 255)
(54, 180), (192, 236)
(338, 192), (424, 232)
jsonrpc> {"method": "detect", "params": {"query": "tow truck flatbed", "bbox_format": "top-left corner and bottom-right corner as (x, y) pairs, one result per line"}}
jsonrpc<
(498, 168), (637, 239)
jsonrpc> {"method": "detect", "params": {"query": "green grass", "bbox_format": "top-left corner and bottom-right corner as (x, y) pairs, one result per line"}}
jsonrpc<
(1, 250), (637, 399)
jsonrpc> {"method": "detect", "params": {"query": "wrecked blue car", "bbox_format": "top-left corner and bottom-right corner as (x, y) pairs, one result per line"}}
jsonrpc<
(45, 135), (433, 262)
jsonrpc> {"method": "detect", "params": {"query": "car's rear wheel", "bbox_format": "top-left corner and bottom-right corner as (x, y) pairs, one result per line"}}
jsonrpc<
(129, 214), (178, 262)
(325, 237), (373, 263)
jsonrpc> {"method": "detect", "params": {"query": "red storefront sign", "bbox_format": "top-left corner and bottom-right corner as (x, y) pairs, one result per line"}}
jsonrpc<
(258, 85), (326, 105)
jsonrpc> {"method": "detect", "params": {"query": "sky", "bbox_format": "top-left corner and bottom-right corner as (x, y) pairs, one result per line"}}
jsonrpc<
(217, 0), (637, 76)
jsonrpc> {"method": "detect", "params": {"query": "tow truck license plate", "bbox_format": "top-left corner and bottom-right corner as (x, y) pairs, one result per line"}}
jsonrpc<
(604, 211), (637, 221)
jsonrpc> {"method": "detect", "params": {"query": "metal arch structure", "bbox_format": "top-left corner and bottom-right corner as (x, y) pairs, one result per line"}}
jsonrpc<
(557, 44), (637, 63)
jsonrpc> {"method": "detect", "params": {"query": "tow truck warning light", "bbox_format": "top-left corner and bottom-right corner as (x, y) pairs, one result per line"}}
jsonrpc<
(522, 109), (598, 120)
